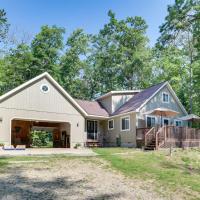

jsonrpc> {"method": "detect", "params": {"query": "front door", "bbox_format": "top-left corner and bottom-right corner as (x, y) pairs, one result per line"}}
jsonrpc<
(87, 120), (98, 140)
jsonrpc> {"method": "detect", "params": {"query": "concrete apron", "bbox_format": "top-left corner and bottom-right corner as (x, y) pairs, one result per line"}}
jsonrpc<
(0, 147), (97, 157)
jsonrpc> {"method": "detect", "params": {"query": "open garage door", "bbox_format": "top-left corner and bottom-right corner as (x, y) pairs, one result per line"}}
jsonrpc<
(11, 119), (70, 148)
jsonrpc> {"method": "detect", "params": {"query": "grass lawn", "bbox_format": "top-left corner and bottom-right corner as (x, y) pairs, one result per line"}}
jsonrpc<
(93, 148), (200, 199)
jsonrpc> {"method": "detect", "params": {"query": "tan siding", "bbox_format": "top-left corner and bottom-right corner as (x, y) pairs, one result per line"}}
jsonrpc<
(112, 94), (134, 113)
(104, 113), (137, 147)
(0, 78), (80, 115)
(99, 94), (134, 114)
(0, 78), (86, 147)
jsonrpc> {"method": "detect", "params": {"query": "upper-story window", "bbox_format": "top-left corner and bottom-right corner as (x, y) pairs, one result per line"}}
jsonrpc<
(162, 92), (169, 103)
(108, 119), (114, 130)
(121, 116), (130, 131)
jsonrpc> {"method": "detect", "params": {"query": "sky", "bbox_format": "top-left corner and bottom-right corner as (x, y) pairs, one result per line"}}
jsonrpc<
(1, 0), (174, 46)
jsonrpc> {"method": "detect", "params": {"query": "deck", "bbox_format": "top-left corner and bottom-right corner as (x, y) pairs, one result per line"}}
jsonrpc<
(136, 126), (200, 150)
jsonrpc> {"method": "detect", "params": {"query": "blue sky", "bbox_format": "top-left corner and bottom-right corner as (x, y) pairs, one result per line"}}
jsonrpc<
(1, 0), (174, 46)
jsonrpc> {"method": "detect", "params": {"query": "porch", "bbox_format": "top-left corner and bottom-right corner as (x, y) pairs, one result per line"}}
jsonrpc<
(136, 126), (200, 150)
(85, 119), (106, 147)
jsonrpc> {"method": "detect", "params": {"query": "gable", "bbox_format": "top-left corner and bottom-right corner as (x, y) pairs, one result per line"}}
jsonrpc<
(0, 77), (81, 116)
(140, 85), (187, 116)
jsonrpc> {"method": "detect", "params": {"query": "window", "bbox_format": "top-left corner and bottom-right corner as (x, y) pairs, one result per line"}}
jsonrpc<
(162, 118), (169, 126)
(162, 92), (169, 103)
(40, 84), (50, 93)
(121, 116), (130, 131)
(146, 116), (156, 128)
(108, 119), (114, 130)
(174, 120), (182, 127)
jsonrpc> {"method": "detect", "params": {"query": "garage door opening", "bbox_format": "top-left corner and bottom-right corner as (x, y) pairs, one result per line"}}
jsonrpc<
(11, 119), (70, 148)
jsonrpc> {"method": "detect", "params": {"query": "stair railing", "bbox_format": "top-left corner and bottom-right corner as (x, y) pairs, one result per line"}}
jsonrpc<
(144, 127), (155, 146)
(156, 126), (166, 149)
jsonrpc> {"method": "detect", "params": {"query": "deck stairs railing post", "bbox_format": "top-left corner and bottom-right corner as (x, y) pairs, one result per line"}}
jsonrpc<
(144, 127), (156, 150)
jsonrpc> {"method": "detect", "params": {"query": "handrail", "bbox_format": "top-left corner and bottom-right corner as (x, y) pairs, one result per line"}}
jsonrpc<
(144, 127), (155, 146)
(155, 126), (168, 149)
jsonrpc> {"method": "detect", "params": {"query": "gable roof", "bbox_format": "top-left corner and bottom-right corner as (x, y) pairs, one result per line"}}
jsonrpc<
(0, 73), (187, 119)
(75, 99), (109, 117)
(112, 82), (167, 116)
(0, 72), (89, 117)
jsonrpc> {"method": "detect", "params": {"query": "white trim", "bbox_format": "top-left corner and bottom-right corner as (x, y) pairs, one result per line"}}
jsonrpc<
(108, 119), (114, 130)
(120, 115), (130, 132)
(174, 119), (182, 127)
(146, 115), (157, 127)
(166, 83), (188, 115)
(162, 92), (169, 103)
(136, 82), (188, 115)
(86, 119), (98, 140)
(0, 72), (88, 117)
(136, 82), (168, 112)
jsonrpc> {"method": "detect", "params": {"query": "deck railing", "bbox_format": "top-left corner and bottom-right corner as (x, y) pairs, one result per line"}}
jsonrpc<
(137, 126), (200, 149)
(156, 126), (200, 149)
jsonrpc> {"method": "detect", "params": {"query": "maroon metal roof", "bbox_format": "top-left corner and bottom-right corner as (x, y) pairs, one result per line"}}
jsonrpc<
(112, 82), (167, 116)
(75, 99), (109, 117)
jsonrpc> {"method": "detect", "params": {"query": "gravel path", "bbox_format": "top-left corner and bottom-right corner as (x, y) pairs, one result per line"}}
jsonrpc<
(0, 157), (166, 200)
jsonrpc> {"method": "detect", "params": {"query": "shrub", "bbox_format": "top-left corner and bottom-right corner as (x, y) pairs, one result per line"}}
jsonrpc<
(31, 130), (53, 147)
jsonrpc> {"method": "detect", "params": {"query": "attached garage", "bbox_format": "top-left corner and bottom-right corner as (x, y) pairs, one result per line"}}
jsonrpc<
(11, 119), (70, 148)
(0, 72), (88, 148)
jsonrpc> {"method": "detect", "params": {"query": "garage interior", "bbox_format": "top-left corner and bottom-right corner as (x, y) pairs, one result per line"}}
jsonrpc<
(11, 119), (70, 148)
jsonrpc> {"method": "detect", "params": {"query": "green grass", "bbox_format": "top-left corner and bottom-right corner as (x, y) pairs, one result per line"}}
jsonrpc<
(93, 148), (200, 199)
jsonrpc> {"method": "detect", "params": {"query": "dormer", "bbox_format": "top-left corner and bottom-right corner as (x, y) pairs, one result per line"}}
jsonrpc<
(96, 90), (141, 114)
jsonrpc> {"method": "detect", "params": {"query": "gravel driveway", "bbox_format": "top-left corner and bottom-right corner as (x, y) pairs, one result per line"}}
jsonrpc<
(0, 156), (164, 200)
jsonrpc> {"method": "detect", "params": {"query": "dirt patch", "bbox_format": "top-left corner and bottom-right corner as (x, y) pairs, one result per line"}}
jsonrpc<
(0, 157), (166, 200)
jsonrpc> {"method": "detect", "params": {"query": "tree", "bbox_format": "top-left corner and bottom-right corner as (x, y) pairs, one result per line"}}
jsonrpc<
(31, 25), (65, 79)
(0, 9), (9, 44)
(157, 0), (200, 114)
(0, 44), (34, 94)
(90, 10), (151, 95)
(60, 29), (90, 98)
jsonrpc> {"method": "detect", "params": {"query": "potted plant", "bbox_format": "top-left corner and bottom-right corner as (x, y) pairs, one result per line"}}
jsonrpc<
(0, 142), (4, 149)
(74, 143), (81, 149)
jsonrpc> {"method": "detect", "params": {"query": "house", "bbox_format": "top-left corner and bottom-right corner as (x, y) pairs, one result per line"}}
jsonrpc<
(0, 72), (192, 148)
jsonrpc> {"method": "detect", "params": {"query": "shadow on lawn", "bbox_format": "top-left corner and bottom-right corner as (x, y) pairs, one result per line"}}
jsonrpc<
(0, 165), (123, 200)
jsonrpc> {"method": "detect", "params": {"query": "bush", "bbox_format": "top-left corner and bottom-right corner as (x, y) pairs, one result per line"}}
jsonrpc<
(31, 130), (53, 147)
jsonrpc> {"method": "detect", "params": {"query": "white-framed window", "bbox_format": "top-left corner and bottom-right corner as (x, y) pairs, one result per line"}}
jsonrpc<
(174, 120), (182, 127)
(162, 117), (170, 126)
(162, 92), (169, 103)
(121, 116), (130, 131)
(146, 115), (156, 128)
(108, 119), (114, 130)
(40, 84), (50, 93)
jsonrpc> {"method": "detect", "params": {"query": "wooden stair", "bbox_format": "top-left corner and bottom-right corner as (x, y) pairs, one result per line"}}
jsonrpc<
(86, 140), (102, 148)
(144, 139), (156, 150)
